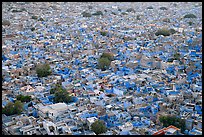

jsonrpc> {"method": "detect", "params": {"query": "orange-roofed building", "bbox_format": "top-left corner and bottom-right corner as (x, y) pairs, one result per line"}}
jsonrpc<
(153, 125), (181, 135)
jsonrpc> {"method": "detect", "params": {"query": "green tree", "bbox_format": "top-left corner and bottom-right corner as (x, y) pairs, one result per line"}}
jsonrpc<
(100, 31), (107, 36)
(82, 12), (92, 17)
(101, 52), (114, 61)
(98, 52), (114, 70)
(160, 7), (168, 10)
(155, 28), (171, 36)
(50, 88), (55, 94)
(36, 63), (52, 77)
(31, 15), (38, 20)
(50, 84), (62, 94)
(184, 14), (197, 18)
(98, 57), (111, 71)
(159, 115), (186, 133)
(31, 27), (35, 31)
(121, 12), (128, 15)
(173, 53), (181, 60)
(92, 11), (103, 16)
(54, 84), (72, 103)
(2, 102), (14, 116)
(91, 120), (107, 135)
(13, 100), (24, 115)
(2, 101), (23, 116)
(147, 6), (154, 9)
(126, 8), (135, 12)
(169, 28), (176, 34)
(188, 21), (193, 26)
(16, 95), (32, 102)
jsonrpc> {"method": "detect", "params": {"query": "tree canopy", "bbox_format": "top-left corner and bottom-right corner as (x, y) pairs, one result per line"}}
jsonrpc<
(100, 31), (107, 36)
(101, 52), (114, 61)
(184, 13), (197, 18)
(98, 52), (114, 71)
(82, 11), (92, 17)
(155, 28), (171, 36)
(126, 8), (135, 12)
(173, 53), (181, 60)
(92, 11), (103, 16)
(147, 6), (154, 9)
(98, 57), (111, 71)
(31, 15), (38, 20)
(16, 95), (32, 102)
(2, 101), (23, 116)
(160, 7), (168, 10)
(36, 63), (52, 77)
(91, 120), (107, 135)
(159, 115), (186, 133)
(53, 84), (72, 103)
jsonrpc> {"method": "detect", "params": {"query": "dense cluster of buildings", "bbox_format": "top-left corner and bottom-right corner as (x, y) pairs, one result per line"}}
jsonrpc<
(2, 2), (202, 135)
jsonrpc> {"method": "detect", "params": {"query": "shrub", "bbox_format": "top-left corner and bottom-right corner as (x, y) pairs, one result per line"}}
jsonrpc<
(36, 63), (52, 77)
(100, 31), (107, 36)
(126, 8), (135, 12)
(2, 20), (11, 26)
(184, 14), (197, 18)
(188, 21), (193, 26)
(160, 7), (168, 10)
(82, 11), (92, 17)
(92, 11), (103, 16)
(147, 6), (154, 9)
(155, 28), (171, 36)
(91, 120), (107, 135)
